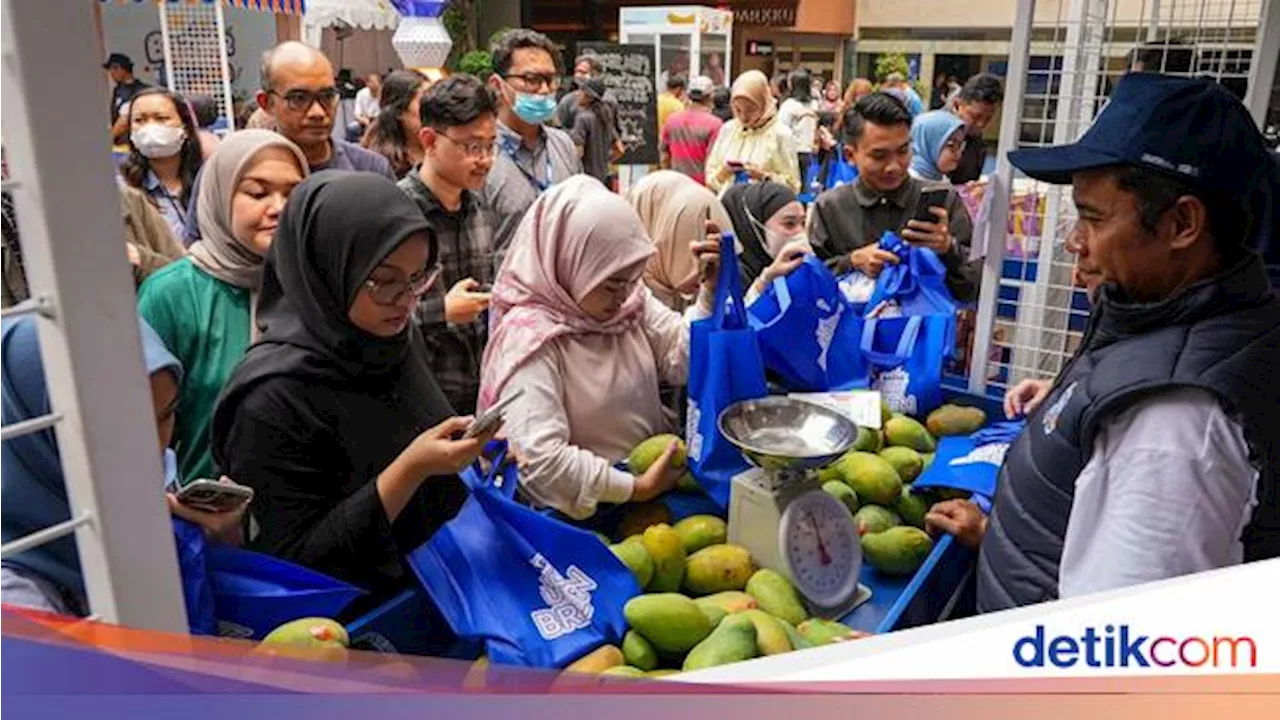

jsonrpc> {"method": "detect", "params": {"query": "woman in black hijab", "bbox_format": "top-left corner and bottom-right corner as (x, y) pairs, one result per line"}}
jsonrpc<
(720, 180), (811, 299)
(211, 172), (497, 605)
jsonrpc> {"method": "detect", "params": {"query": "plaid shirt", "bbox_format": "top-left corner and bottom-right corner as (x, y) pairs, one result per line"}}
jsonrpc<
(398, 170), (497, 414)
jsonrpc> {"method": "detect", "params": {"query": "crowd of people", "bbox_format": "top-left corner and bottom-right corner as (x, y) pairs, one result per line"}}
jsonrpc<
(2, 27), (1278, 634)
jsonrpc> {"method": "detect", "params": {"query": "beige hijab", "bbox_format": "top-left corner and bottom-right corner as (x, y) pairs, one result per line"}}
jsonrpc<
(626, 171), (731, 312)
(731, 70), (777, 129)
(188, 130), (308, 337)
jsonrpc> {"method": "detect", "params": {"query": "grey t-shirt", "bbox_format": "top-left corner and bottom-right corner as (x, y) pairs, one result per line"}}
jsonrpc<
(571, 107), (616, 184)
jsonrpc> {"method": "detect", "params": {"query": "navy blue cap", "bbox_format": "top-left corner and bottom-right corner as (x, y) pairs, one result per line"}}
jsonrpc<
(1008, 73), (1273, 197)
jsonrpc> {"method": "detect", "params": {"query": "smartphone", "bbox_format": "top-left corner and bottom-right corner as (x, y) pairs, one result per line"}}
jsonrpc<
(464, 387), (525, 439)
(911, 188), (951, 225)
(175, 479), (254, 513)
(725, 159), (745, 169)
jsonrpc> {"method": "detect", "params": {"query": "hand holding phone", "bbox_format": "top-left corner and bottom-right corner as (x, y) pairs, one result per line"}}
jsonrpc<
(902, 188), (953, 254)
(465, 388), (525, 439)
(911, 188), (951, 224)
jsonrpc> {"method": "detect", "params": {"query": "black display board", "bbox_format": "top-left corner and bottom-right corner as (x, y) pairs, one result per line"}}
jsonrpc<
(578, 42), (658, 165)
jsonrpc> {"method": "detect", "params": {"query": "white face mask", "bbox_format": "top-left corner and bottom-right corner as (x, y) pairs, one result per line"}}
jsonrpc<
(131, 123), (186, 159)
(746, 204), (810, 258)
(764, 228), (809, 258)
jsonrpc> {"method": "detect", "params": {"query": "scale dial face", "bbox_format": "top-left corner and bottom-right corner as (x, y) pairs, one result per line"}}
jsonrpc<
(778, 489), (861, 609)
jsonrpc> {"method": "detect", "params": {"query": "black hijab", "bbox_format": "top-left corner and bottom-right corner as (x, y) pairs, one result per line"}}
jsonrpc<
(722, 181), (798, 285)
(256, 171), (434, 376)
(211, 172), (460, 604)
(213, 170), (450, 452)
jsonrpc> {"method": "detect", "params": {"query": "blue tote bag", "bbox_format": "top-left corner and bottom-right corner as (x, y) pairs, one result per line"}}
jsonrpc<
(410, 445), (640, 669)
(748, 255), (866, 392)
(914, 421), (1026, 512)
(204, 544), (365, 639)
(173, 519), (364, 639)
(858, 234), (958, 416)
(172, 517), (216, 635)
(687, 232), (769, 509)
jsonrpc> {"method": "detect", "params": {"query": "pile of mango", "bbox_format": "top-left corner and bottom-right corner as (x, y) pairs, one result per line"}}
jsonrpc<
(583, 516), (862, 678)
(817, 403), (986, 577)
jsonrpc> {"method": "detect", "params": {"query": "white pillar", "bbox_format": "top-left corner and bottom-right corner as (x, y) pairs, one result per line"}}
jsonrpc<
(1, 0), (188, 633)
(1244, 0), (1279, 127)
(968, 0), (1036, 393)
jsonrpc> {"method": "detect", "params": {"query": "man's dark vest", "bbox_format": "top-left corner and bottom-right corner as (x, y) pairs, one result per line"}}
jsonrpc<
(977, 254), (1280, 612)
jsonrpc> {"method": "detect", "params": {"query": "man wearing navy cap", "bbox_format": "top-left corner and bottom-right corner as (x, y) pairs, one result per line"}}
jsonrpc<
(926, 73), (1280, 611)
(104, 52), (148, 124)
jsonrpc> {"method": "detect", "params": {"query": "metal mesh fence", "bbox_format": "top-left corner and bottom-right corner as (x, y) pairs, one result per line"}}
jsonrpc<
(967, 0), (1266, 398)
(162, 2), (234, 129)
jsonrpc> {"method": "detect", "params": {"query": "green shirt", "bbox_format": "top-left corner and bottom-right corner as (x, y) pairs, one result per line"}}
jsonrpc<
(137, 258), (251, 482)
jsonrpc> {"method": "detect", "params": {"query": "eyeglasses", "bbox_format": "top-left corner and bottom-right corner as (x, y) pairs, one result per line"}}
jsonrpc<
(942, 137), (968, 153)
(504, 72), (559, 92)
(270, 88), (340, 112)
(436, 133), (498, 159)
(363, 264), (442, 306)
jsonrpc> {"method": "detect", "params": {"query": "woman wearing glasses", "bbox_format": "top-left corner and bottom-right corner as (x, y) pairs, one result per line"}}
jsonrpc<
(212, 173), (496, 602)
(908, 110), (968, 183)
(138, 130), (308, 483)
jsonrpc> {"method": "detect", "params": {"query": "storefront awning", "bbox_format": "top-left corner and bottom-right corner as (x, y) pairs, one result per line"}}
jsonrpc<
(98, 0), (307, 16)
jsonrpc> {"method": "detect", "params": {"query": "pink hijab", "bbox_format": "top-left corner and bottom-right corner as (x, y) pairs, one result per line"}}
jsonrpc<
(479, 176), (657, 411)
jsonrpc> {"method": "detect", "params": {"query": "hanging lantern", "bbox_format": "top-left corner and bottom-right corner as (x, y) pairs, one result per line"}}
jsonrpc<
(390, 1), (452, 70)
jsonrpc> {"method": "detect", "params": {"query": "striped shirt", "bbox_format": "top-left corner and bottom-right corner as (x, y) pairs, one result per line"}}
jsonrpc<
(660, 109), (723, 185)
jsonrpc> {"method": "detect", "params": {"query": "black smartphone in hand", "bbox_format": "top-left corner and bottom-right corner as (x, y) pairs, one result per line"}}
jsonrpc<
(912, 188), (951, 225)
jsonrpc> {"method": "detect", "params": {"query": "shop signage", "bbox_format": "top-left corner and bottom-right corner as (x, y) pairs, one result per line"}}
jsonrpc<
(746, 40), (775, 56)
(728, 1), (799, 27)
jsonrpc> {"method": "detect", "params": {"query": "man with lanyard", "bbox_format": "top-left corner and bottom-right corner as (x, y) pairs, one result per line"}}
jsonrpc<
(483, 29), (582, 267)
(925, 73), (1280, 609)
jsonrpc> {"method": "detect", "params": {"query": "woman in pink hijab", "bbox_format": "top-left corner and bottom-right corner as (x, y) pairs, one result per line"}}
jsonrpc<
(479, 176), (717, 519)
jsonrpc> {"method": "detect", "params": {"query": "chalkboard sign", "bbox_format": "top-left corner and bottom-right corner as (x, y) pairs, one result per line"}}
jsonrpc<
(579, 42), (658, 165)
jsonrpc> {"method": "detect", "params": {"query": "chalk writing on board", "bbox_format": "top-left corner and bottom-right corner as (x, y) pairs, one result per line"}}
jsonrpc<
(580, 43), (657, 165)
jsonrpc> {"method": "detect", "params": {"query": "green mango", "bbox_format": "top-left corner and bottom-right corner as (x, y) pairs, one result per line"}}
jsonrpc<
(621, 630), (658, 671)
(698, 602), (728, 628)
(926, 405), (987, 437)
(677, 472), (701, 493)
(694, 590), (757, 615)
(893, 487), (930, 529)
(623, 593), (712, 655)
(854, 426), (882, 453)
(883, 416), (937, 453)
(641, 523), (686, 592)
(797, 618), (858, 646)
(880, 399), (893, 426)
(921, 452), (936, 470)
(628, 434), (687, 474)
(853, 505), (901, 536)
(682, 614), (758, 671)
(822, 481), (859, 515)
(600, 665), (647, 678)
(615, 501), (672, 542)
(744, 569), (808, 626)
(673, 515), (728, 554)
(829, 452), (902, 506)
(609, 541), (654, 588)
(741, 609), (791, 655)
(777, 618), (814, 651)
(646, 669), (681, 678)
(861, 526), (934, 576)
(878, 446), (923, 483)
(683, 544), (755, 596)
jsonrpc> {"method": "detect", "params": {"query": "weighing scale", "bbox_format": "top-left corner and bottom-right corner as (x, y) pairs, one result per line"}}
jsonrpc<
(720, 397), (872, 620)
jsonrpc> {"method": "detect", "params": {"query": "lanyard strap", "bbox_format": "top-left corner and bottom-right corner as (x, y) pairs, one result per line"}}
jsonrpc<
(501, 138), (553, 192)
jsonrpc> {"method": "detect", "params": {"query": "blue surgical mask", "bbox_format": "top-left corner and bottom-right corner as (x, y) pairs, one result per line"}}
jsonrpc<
(513, 92), (557, 125)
